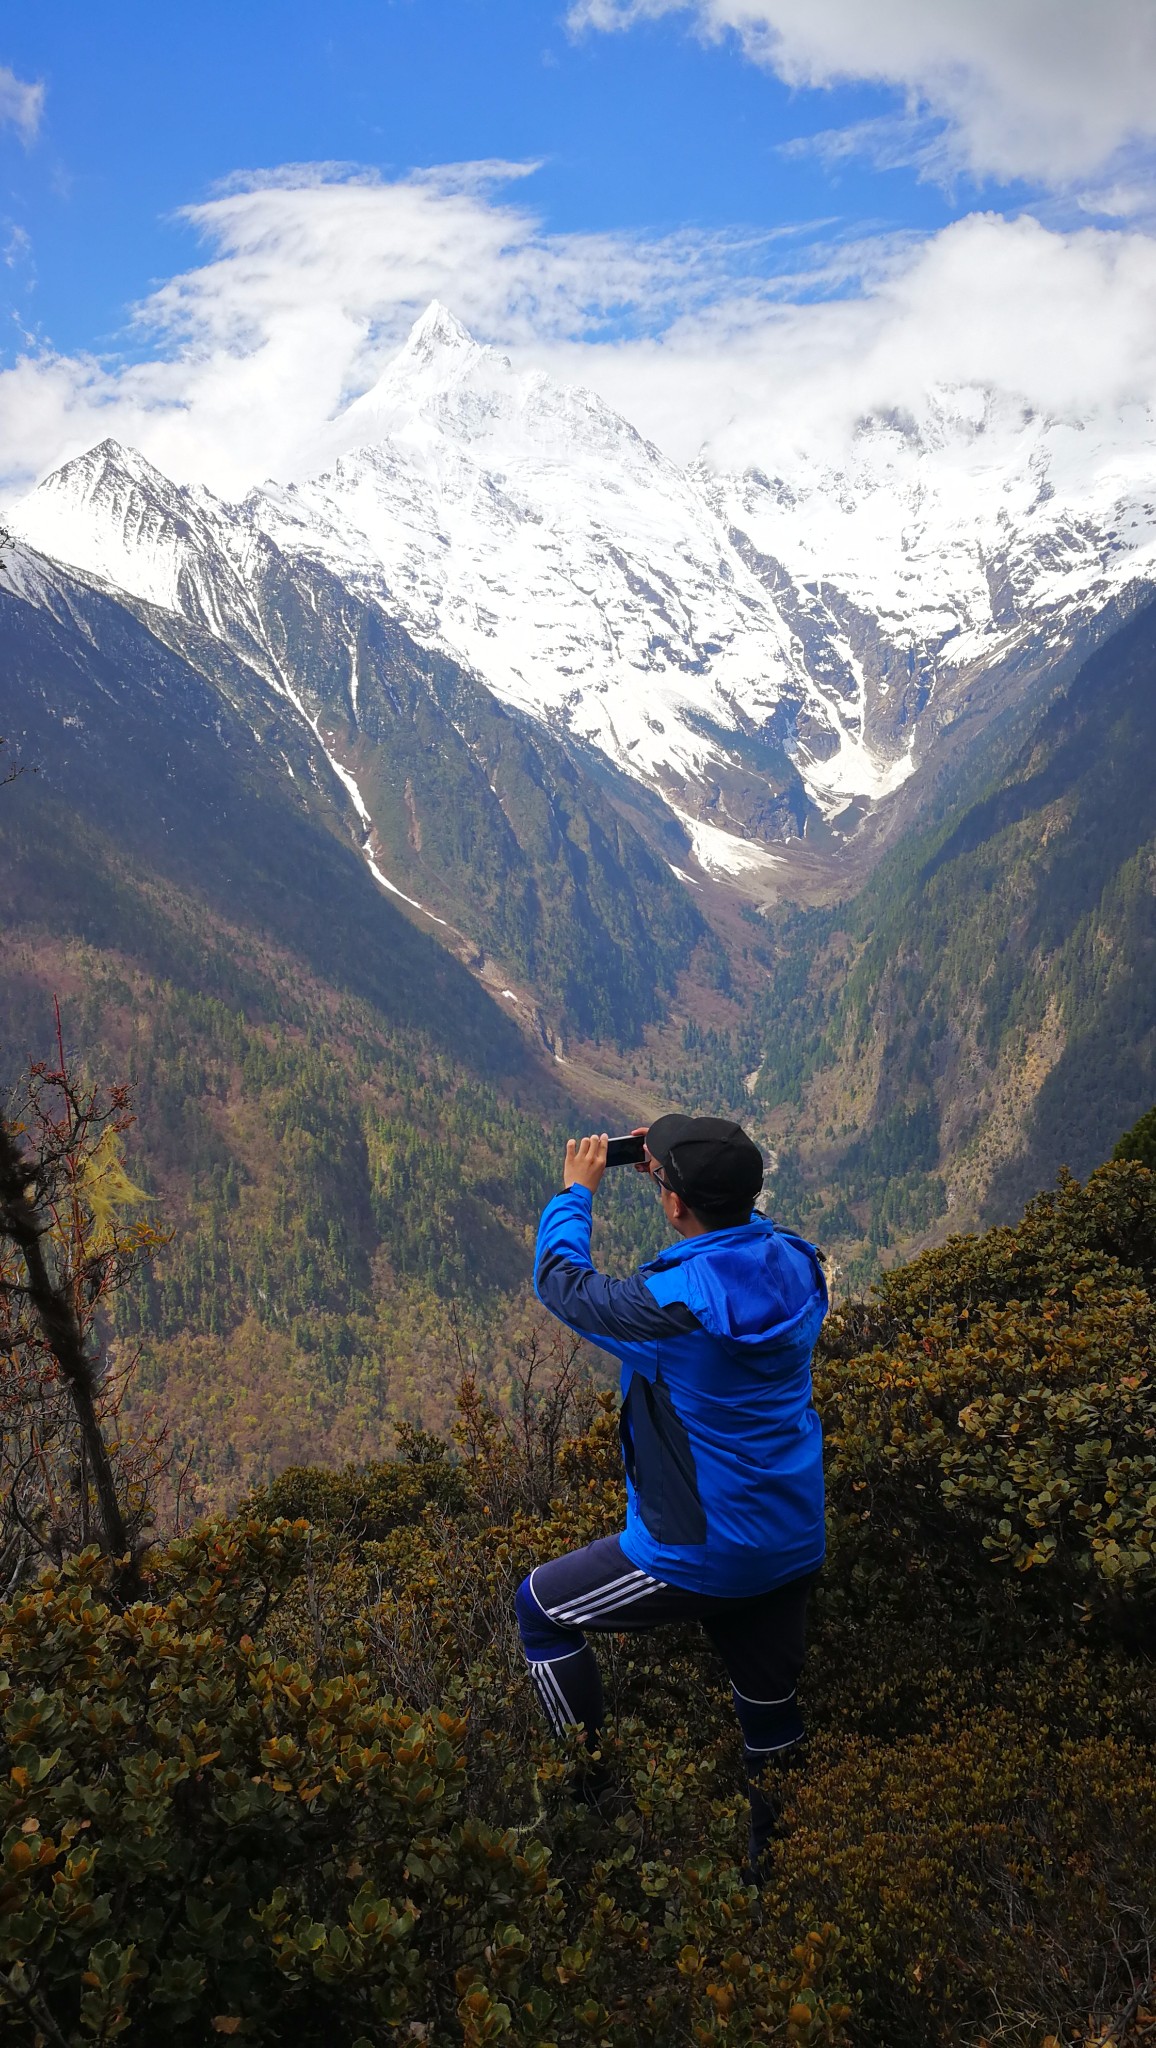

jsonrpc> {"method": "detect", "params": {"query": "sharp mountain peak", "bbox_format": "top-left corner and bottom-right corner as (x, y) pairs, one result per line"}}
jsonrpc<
(402, 299), (483, 358)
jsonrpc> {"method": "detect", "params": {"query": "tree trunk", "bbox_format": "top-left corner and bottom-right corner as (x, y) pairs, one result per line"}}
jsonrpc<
(0, 1122), (138, 1591)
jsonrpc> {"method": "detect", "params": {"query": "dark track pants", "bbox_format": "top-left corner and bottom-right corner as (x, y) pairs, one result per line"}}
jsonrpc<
(515, 1533), (815, 1761)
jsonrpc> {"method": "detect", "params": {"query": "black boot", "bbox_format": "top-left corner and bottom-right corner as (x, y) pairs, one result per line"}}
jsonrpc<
(568, 1750), (634, 1819)
(743, 1741), (804, 1884)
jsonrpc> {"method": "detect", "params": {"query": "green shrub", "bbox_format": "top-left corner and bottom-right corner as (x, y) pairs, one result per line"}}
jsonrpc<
(245, 1428), (467, 1547)
(815, 1162), (1156, 1632)
(765, 1712), (1156, 2048)
(0, 1519), (852, 2047)
(0, 1520), (564, 2045)
(795, 1161), (1156, 2043)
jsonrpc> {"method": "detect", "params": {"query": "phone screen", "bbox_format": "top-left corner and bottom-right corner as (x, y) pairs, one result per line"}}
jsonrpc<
(605, 1133), (647, 1168)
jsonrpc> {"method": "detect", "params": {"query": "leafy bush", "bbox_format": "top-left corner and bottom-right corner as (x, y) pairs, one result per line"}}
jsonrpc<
(1, 1519), (541, 2044)
(246, 1429), (468, 1546)
(795, 1160), (1156, 2042)
(815, 1161), (1156, 1628)
(765, 1713), (1156, 2048)
(0, 1517), (851, 2047)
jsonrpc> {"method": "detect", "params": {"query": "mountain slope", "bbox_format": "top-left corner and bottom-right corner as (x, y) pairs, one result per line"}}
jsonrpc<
(0, 548), (519, 1067)
(628, 592), (1156, 1284)
(1, 523), (705, 1049)
(247, 304), (902, 833)
(757, 594), (1156, 1247)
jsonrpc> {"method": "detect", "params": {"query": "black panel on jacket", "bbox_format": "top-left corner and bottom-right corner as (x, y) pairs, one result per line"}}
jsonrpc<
(623, 1371), (708, 1546)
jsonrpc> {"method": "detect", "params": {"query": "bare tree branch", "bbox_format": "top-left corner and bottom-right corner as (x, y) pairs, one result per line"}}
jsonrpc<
(0, 1020), (167, 1596)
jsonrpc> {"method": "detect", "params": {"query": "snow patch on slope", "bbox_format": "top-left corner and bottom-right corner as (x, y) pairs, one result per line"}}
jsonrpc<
(362, 845), (449, 925)
(671, 808), (786, 881)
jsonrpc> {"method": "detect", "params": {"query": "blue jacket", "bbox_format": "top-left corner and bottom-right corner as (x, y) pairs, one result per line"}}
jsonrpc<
(534, 1186), (828, 1596)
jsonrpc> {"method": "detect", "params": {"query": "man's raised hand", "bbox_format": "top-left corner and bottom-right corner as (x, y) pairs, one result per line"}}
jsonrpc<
(564, 1132), (609, 1194)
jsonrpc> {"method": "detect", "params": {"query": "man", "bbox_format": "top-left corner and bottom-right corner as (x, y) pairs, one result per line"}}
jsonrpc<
(514, 1114), (827, 1873)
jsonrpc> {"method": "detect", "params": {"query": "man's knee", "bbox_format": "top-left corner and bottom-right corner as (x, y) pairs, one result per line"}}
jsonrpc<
(515, 1571), (584, 1661)
(514, 1573), (542, 1648)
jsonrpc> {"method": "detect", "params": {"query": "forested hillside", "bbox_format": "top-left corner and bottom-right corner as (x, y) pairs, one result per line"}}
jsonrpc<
(0, 929), (665, 1509)
(828, 589), (1156, 1220)
(649, 595), (1156, 1283)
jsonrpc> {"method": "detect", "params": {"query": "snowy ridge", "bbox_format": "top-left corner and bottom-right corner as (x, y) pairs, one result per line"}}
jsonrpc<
(248, 302), (910, 820)
(12, 301), (1156, 877)
(707, 388), (1156, 679)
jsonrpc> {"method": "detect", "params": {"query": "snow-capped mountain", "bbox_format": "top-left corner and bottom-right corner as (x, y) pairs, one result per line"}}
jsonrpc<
(12, 300), (1156, 878)
(707, 386), (1156, 720)
(246, 303), (908, 838)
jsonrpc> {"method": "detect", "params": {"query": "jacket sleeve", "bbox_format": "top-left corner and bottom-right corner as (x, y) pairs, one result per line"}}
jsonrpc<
(534, 1187), (700, 1356)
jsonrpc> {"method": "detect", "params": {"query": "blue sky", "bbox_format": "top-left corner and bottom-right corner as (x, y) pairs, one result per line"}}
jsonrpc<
(3, 2), (1156, 495)
(1, 0), (982, 366)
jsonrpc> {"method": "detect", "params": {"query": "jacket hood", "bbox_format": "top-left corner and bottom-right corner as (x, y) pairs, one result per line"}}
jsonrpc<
(643, 1217), (826, 1348)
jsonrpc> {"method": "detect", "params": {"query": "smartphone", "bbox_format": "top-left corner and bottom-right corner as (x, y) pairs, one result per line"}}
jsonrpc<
(605, 1132), (647, 1168)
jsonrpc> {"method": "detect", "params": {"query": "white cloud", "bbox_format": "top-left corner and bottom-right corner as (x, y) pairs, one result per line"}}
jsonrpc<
(520, 213), (1156, 488)
(0, 63), (44, 144)
(569, 0), (1156, 189)
(776, 110), (954, 183)
(4, 167), (1156, 503)
(4, 222), (31, 267)
(0, 164), (835, 496)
